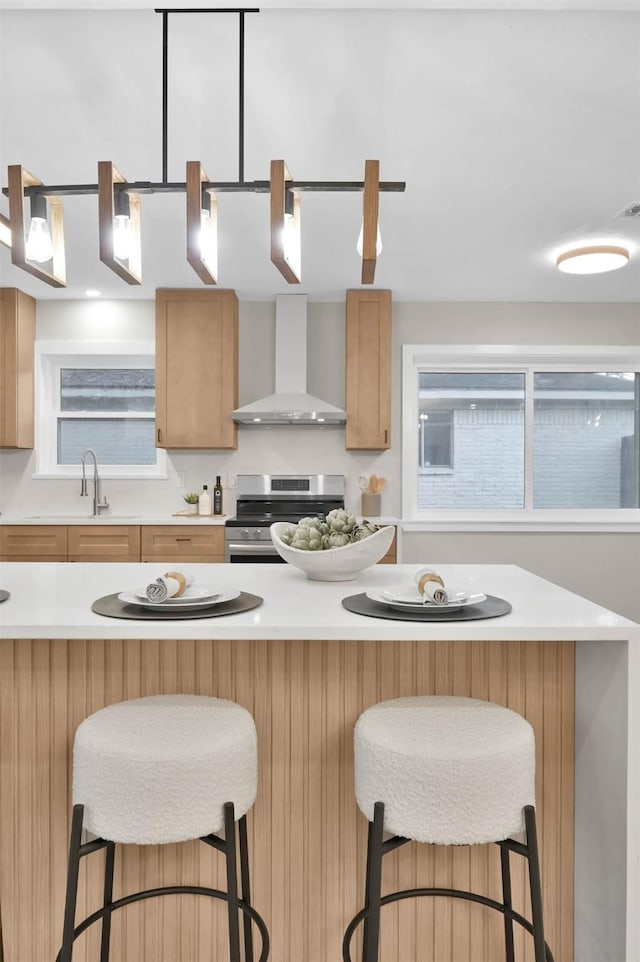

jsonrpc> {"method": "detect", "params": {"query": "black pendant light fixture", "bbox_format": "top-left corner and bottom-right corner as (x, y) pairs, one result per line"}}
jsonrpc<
(3, 8), (406, 289)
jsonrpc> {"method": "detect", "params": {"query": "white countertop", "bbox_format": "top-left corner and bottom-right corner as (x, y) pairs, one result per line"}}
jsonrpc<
(0, 514), (400, 526)
(0, 514), (229, 525)
(0, 562), (636, 642)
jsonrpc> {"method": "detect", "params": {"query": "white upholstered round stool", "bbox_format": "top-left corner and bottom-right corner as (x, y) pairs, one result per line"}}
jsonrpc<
(57, 694), (269, 962)
(342, 695), (554, 962)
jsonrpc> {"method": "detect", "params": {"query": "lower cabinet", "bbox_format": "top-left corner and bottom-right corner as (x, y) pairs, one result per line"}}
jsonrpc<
(0, 525), (67, 561)
(67, 526), (141, 563)
(141, 525), (225, 564)
(0, 524), (391, 564)
(0, 524), (224, 563)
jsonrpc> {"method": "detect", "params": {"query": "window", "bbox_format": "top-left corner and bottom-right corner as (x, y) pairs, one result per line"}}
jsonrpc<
(419, 407), (453, 470)
(403, 346), (640, 527)
(35, 341), (167, 478)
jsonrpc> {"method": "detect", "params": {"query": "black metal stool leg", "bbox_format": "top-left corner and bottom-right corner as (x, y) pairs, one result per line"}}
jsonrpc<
(99, 841), (116, 962)
(360, 818), (375, 962)
(224, 802), (242, 962)
(238, 814), (255, 962)
(363, 802), (385, 962)
(60, 804), (85, 962)
(500, 844), (515, 962)
(524, 806), (547, 962)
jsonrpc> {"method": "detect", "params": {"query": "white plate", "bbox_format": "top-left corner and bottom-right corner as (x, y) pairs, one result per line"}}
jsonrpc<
(366, 586), (487, 612)
(118, 587), (241, 611)
(134, 584), (221, 604)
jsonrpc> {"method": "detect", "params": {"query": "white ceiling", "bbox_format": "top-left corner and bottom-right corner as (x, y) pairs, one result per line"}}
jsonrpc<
(0, 2), (639, 302)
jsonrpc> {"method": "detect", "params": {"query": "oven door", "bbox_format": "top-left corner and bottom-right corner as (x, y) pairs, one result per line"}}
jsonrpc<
(225, 541), (285, 563)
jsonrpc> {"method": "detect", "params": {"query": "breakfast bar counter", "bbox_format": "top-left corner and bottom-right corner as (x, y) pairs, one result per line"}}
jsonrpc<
(0, 563), (638, 962)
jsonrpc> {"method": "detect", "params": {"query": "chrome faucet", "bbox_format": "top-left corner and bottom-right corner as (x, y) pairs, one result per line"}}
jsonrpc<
(80, 448), (110, 516)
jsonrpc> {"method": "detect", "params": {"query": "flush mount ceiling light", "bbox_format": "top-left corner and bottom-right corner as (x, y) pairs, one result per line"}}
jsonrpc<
(2, 8), (405, 290)
(556, 245), (630, 275)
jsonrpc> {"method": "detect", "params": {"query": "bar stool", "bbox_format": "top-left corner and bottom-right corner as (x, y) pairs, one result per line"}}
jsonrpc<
(56, 694), (269, 962)
(343, 695), (554, 962)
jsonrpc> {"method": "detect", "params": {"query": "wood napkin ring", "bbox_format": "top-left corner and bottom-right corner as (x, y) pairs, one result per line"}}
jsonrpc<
(418, 572), (445, 594)
(165, 571), (187, 597)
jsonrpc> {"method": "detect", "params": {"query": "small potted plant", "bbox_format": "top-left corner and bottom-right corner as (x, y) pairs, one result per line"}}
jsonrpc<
(183, 492), (199, 515)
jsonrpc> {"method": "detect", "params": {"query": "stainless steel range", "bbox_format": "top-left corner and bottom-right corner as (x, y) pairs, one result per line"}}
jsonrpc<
(225, 474), (345, 563)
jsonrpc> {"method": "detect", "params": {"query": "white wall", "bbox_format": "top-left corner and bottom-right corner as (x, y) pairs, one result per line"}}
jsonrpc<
(0, 298), (390, 522)
(0, 297), (638, 620)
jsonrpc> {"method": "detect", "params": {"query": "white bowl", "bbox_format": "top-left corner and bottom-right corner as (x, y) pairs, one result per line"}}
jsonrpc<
(270, 521), (395, 582)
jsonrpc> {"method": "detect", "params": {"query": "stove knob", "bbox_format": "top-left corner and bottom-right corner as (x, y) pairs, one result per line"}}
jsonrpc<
(253, 529), (262, 540)
(241, 529), (250, 540)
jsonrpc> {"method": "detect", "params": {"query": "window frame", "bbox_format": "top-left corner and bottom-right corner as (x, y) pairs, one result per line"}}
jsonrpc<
(34, 339), (168, 480)
(402, 345), (640, 531)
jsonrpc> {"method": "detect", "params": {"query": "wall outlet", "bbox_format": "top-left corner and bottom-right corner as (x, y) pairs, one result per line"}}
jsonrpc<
(175, 471), (186, 488)
(229, 475), (237, 489)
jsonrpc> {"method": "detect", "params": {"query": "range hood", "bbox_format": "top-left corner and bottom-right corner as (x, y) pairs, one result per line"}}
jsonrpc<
(232, 294), (346, 425)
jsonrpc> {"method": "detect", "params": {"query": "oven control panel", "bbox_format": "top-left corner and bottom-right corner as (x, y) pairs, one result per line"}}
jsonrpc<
(228, 527), (274, 542)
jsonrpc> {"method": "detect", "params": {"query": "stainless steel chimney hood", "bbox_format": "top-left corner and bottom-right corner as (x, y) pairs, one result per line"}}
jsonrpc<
(232, 294), (346, 425)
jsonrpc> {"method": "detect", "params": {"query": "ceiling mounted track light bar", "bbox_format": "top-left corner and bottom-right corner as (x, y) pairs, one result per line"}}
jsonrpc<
(2, 7), (405, 289)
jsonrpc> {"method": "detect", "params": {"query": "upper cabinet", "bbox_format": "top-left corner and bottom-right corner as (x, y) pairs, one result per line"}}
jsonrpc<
(345, 290), (392, 450)
(155, 289), (238, 449)
(0, 288), (36, 448)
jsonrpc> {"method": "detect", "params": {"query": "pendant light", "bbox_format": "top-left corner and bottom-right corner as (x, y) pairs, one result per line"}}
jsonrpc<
(270, 159), (301, 283)
(356, 221), (382, 257)
(112, 189), (132, 261)
(186, 160), (218, 284)
(98, 161), (141, 284)
(360, 159), (381, 284)
(7, 164), (66, 288)
(25, 193), (53, 263)
(0, 212), (10, 248)
(3, 12), (406, 290)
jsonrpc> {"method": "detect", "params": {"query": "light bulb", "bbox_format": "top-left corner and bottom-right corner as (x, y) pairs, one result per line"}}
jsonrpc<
(113, 214), (130, 260)
(356, 220), (383, 257)
(283, 209), (297, 259)
(26, 216), (53, 263)
(199, 208), (218, 270)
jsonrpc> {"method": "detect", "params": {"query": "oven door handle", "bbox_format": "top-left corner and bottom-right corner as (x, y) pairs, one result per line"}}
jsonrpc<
(227, 542), (278, 554)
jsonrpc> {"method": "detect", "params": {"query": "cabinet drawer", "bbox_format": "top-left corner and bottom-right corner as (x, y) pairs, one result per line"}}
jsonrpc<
(0, 525), (67, 558)
(141, 525), (224, 562)
(68, 526), (141, 562)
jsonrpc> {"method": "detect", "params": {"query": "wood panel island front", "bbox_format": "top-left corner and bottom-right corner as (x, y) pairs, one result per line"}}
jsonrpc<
(0, 562), (637, 962)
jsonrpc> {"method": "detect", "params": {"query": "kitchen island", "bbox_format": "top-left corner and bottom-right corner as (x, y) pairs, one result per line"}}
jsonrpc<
(0, 562), (637, 962)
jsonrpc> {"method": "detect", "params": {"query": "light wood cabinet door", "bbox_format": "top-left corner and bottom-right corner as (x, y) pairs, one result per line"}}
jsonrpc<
(377, 527), (396, 564)
(0, 525), (67, 560)
(0, 288), (36, 448)
(67, 525), (141, 562)
(141, 525), (225, 563)
(155, 289), (238, 449)
(345, 289), (391, 450)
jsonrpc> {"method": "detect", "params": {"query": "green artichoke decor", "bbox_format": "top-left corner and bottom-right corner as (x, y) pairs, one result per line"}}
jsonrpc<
(279, 510), (381, 551)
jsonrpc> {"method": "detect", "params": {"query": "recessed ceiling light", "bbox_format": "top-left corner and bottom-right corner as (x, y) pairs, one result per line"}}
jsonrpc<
(556, 245), (629, 275)
(85, 289), (102, 297)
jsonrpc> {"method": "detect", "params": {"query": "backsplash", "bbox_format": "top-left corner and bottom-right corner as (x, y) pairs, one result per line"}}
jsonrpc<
(0, 429), (398, 520)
